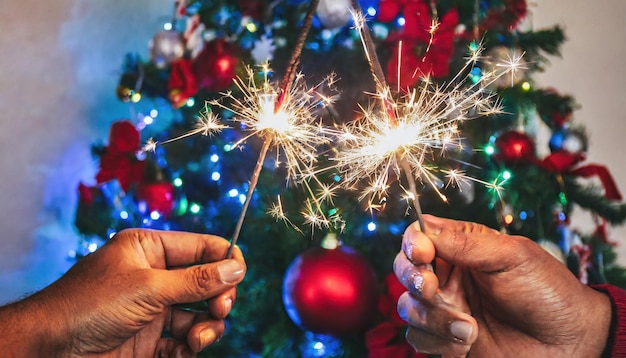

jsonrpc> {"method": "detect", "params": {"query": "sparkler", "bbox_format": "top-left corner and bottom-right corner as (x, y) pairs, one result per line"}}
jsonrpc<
(340, 3), (524, 229)
(213, 0), (342, 258)
(211, 64), (338, 258)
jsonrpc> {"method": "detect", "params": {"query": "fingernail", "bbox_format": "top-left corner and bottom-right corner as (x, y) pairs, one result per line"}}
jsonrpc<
(223, 297), (233, 316)
(218, 260), (244, 284)
(201, 328), (217, 345)
(402, 270), (424, 295)
(402, 238), (413, 259)
(450, 321), (473, 342)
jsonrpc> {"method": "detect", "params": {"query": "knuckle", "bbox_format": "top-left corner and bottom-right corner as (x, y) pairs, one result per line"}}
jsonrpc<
(189, 265), (215, 294)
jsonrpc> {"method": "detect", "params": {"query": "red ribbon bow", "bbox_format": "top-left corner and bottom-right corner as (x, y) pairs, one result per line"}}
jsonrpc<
(537, 151), (622, 201)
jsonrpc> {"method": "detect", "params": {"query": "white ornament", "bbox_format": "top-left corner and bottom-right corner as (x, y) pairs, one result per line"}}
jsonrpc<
(317, 0), (352, 29)
(251, 35), (276, 65)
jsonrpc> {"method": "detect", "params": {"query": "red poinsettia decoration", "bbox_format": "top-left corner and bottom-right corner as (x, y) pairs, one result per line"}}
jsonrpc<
(95, 120), (145, 193)
(480, 0), (528, 33)
(379, 0), (459, 89)
(168, 59), (199, 108)
(136, 181), (175, 217)
(366, 273), (426, 358)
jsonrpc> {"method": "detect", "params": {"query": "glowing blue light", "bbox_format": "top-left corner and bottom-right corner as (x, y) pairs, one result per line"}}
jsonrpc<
(150, 109), (158, 117)
(367, 221), (377, 231)
(367, 7), (377, 16)
(190, 203), (201, 214)
(88, 243), (98, 253)
(321, 29), (333, 41)
(173, 178), (183, 187)
(313, 341), (325, 350)
(558, 212), (566, 221)
(143, 116), (154, 125)
(224, 144), (233, 151)
(238, 194), (246, 204)
(108, 231), (117, 239)
(502, 170), (512, 180)
(519, 211), (527, 220)
(150, 211), (161, 220)
(228, 189), (239, 197)
(210, 154), (220, 162)
(211, 171), (221, 181)
(397, 17), (406, 26)
(163, 23), (173, 31)
(120, 211), (129, 220)
(186, 98), (195, 107)
(333, 175), (341, 182)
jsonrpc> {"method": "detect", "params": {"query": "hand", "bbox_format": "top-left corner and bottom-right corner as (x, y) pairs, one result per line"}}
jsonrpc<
(393, 215), (611, 357)
(0, 229), (246, 357)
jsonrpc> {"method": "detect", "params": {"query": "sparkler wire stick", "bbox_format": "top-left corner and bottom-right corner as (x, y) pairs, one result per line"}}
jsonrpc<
(225, 0), (320, 258)
(225, 139), (271, 258)
(350, 0), (386, 90)
(278, 0), (320, 107)
(351, 2), (427, 230)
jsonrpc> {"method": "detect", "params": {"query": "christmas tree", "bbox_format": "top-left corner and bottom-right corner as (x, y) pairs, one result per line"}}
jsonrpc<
(73, 0), (626, 356)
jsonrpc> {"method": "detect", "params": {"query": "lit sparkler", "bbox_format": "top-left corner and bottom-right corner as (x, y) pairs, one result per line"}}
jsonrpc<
(216, 0), (342, 257)
(340, 3), (523, 228)
(210, 63), (339, 251)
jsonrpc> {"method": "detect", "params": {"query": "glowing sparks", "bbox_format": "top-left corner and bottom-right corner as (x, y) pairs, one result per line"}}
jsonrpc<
(333, 42), (520, 213)
(210, 62), (340, 234)
(142, 104), (227, 153)
(209, 63), (338, 184)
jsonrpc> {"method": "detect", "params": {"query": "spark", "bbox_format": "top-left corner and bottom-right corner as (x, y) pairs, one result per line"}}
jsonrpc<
(334, 33), (522, 214)
(268, 195), (303, 235)
(209, 63), (338, 184)
(211, 62), (340, 245)
(141, 104), (227, 153)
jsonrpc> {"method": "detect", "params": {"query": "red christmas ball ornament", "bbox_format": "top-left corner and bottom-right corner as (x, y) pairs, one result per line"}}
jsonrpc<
(282, 244), (379, 337)
(494, 131), (535, 164)
(136, 181), (175, 217)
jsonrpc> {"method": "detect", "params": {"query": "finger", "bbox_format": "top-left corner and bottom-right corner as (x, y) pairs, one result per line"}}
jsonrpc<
(421, 215), (524, 272)
(187, 319), (226, 353)
(402, 221), (436, 265)
(405, 326), (472, 357)
(133, 229), (246, 268)
(169, 309), (209, 341)
(394, 253), (439, 300)
(397, 292), (477, 345)
(155, 338), (195, 358)
(155, 259), (246, 305)
(434, 257), (453, 287)
(206, 287), (237, 319)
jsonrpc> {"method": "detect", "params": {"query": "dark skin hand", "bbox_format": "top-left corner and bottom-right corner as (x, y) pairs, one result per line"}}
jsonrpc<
(0, 229), (246, 357)
(393, 215), (611, 358)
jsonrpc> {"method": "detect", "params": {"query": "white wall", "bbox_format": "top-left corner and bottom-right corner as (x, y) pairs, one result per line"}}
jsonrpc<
(0, 0), (169, 303)
(0, 0), (625, 304)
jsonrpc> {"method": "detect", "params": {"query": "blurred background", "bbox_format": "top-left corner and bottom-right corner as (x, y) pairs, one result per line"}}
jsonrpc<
(1, 0), (625, 306)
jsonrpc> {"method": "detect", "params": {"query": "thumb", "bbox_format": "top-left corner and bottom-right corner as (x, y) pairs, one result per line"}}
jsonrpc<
(155, 259), (245, 305)
(422, 215), (527, 272)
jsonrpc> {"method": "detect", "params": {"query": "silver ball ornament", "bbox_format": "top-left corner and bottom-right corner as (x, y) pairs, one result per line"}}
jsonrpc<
(149, 30), (185, 68)
(316, 0), (352, 29)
